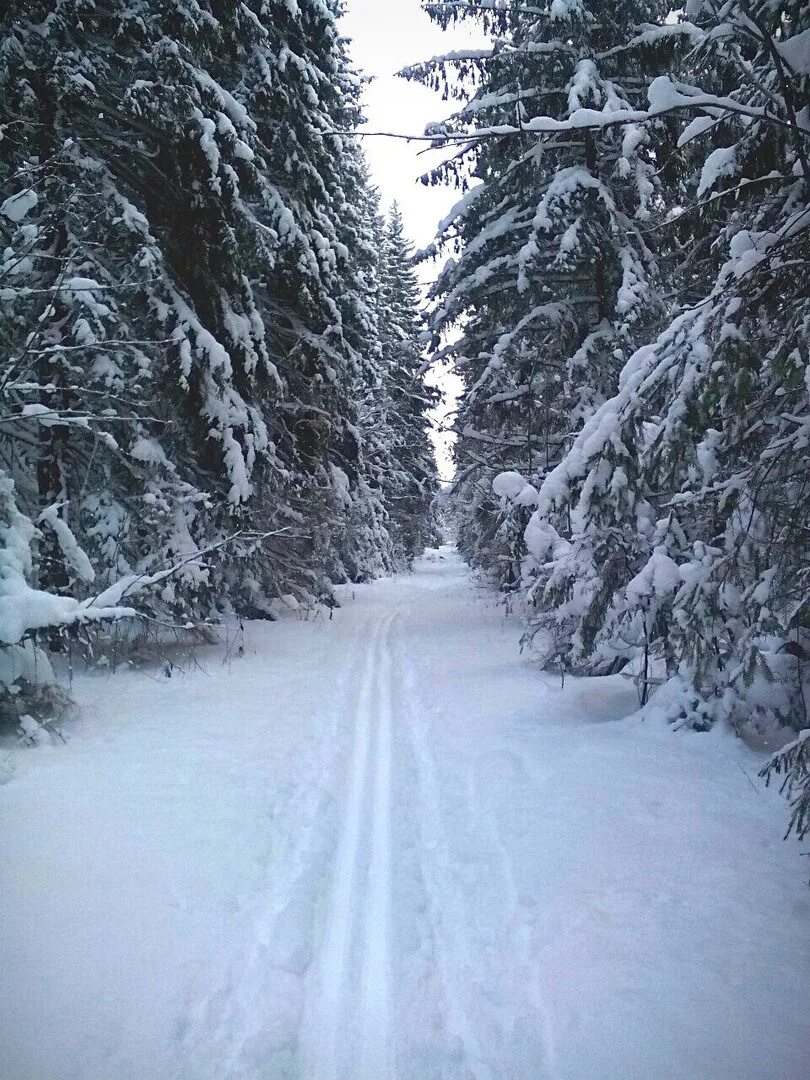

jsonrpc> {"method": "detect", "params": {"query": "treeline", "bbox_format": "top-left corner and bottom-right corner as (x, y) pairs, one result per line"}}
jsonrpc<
(409, 1), (809, 838)
(0, 2), (437, 701)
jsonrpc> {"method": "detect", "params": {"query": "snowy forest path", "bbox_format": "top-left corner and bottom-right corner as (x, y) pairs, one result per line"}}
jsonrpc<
(2, 548), (810, 1080)
(299, 606), (396, 1080)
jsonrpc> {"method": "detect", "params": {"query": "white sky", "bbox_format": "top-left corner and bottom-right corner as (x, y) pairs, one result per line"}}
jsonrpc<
(339, 1), (485, 479)
(339, 0), (483, 251)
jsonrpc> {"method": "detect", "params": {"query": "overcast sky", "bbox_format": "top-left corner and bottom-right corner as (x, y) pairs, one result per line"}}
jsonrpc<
(339, 0), (484, 252)
(338, 2), (485, 479)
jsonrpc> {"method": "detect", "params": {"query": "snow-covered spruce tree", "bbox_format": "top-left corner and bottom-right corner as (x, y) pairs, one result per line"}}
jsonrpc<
(0, 462), (212, 725)
(331, 191), (439, 578)
(406, 0), (692, 589)
(234, 7), (409, 595)
(324, 148), (398, 584)
(0, 123), (218, 612)
(1, 1), (396, 634)
(761, 728), (810, 858)
(526, 1), (810, 742)
(377, 204), (440, 565)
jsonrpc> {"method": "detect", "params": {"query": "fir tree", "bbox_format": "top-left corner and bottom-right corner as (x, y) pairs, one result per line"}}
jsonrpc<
(0, 0), (402, 636)
(326, 150), (397, 584)
(406, 0), (688, 589)
(378, 204), (440, 565)
(411, 0), (810, 855)
(526, 0), (810, 741)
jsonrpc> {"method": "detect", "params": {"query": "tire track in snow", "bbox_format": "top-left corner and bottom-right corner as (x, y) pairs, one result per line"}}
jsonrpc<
(301, 609), (396, 1080)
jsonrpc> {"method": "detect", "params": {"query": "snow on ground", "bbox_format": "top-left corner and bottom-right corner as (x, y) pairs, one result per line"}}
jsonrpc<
(1, 547), (809, 1080)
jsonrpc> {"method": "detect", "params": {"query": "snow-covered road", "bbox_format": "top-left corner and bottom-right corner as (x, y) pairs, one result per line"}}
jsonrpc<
(2, 548), (809, 1080)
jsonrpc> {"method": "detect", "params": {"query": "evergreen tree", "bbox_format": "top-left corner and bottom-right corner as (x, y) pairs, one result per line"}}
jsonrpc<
(378, 204), (440, 565)
(326, 150), (398, 584)
(0, 0), (401, 640)
(526, 0), (809, 738)
(406, 0), (689, 588)
(414, 0), (810, 851)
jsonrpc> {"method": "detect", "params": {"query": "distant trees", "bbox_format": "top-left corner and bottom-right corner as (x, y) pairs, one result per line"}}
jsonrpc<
(378, 205), (441, 564)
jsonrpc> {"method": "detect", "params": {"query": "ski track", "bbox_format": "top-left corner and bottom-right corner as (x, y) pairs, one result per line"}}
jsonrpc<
(3, 548), (810, 1080)
(359, 611), (394, 1078)
(300, 609), (396, 1080)
(394, 617), (497, 1080)
(174, 605), (382, 1078)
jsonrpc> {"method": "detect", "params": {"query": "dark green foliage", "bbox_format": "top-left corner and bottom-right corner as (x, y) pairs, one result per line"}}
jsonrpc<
(1, 0), (438, 698)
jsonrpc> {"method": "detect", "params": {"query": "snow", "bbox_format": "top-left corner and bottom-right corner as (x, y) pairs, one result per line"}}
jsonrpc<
(625, 546), (682, 605)
(524, 514), (568, 564)
(0, 581), (135, 645)
(568, 59), (600, 113)
(515, 482), (539, 507)
(777, 27), (810, 76)
(492, 471), (540, 510)
(550, 0), (583, 19)
(330, 464), (352, 507)
(129, 435), (171, 467)
(1, 549), (808, 1079)
(37, 504), (96, 584)
(0, 478), (134, 646)
(677, 113), (719, 147)
(17, 713), (55, 746)
(0, 640), (55, 693)
(434, 183), (485, 238)
(492, 470), (528, 501)
(697, 145), (738, 198)
(457, 75), (766, 144)
(0, 188), (38, 222)
(194, 110), (223, 194)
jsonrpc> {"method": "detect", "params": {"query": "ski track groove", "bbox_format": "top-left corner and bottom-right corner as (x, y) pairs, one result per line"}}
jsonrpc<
(393, 612), (496, 1080)
(179, 589), (548, 1080)
(359, 612), (395, 1079)
(174, 607), (381, 1078)
(302, 608), (396, 1080)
